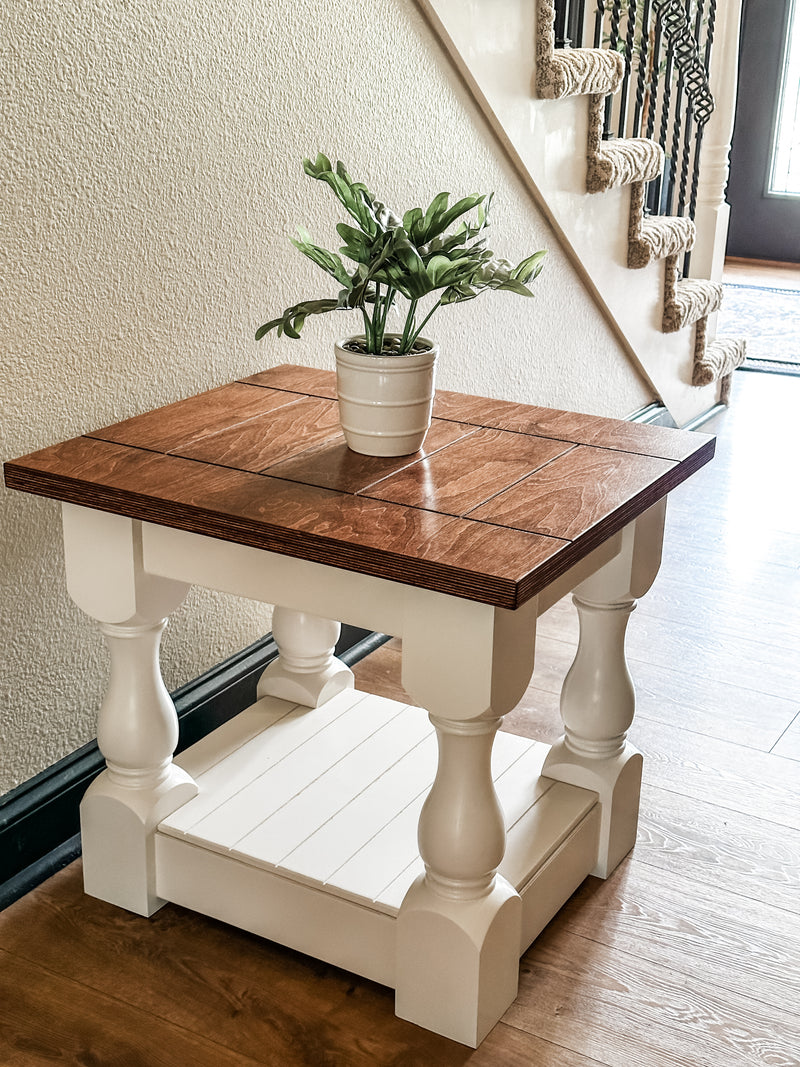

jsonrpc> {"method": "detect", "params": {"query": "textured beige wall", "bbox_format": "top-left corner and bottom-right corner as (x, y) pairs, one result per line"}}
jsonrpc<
(1, 0), (651, 792)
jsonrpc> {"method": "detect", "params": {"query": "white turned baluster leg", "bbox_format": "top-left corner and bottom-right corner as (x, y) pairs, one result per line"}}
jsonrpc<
(551, 584), (641, 879)
(418, 717), (506, 898)
(82, 617), (198, 915)
(395, 594), (539, 1047)
(543, 501), (667, 878)
(61, 504), (198, 916)
(257, 606), (354, 708)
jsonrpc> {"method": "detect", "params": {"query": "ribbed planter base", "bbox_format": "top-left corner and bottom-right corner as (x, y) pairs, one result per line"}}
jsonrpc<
(335, 338), (438, 457)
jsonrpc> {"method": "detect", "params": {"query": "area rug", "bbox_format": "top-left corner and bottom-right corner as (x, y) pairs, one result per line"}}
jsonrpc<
(718, 283), (800, 374)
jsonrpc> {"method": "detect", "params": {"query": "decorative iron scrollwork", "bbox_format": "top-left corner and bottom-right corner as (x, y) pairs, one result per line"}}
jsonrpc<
(652, 0), (715, 125)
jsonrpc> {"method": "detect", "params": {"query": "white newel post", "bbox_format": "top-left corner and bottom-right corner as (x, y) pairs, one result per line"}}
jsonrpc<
(543, 501), (666, 877)
(62, 504), (198, 916)
(257, 606), (354, 707)
(690, 0), (744, 283)
(394, 593), (539, 1047)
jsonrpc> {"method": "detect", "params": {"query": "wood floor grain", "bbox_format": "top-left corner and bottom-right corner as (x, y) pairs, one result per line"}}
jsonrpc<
(724, 257), (800, 289)
(637, 784), (800, 913)
(559, 860), (800, 1007)
(0, 946), (264, 1067)
(508, 927), (800, 1067)
(1, 369), (798, 1066)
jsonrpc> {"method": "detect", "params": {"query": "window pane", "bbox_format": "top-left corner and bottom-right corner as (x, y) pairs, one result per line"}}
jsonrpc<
(769, 0), (800, 196)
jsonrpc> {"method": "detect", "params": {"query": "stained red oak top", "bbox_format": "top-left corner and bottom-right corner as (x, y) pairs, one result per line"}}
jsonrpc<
(4, 365), (714, 609)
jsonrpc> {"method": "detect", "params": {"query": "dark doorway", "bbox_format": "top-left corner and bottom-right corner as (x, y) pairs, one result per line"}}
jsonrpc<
(726, 0), (800, 262)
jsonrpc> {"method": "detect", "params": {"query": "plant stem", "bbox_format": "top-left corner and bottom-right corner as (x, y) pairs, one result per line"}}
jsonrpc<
(369, 282), (382, 352)
(361, 305), (373, 351)
(375, 284), (385, 354)
(375, 286), (396, 353)
(399, 299), (419, 354)
(409, 297), (443, 351)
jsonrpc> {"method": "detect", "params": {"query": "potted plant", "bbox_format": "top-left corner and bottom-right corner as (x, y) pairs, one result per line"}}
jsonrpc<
(256, 153), (547, 456)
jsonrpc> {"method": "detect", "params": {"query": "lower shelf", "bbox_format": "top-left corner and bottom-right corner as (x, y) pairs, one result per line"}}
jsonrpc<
(156, 688), (599, 986)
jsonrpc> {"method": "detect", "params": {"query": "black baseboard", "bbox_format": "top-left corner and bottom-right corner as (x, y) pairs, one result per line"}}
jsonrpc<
(0, 625), (389, 911)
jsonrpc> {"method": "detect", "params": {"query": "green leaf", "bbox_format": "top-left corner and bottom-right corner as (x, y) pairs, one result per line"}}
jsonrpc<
(511, 249), (547, 284)
(405, 191), (446, 245)
(302, 152), (333, 179)
(337, 222), (376, 266)
(373, 230), (433, 299)
(255, 298), (340, 341)
(435, 194), (487, 238)
(408, 192), (487, 245)
(493, 278), (536, 296)
(402, 207), (423, 235)
(424, 253), (474, 288)
(468, 254), (540, 295)
(421, 191), (450, 233)
(422, 227), (485, 258)
(372, 200), (405, 231)
(303, 154), (378, 236)
(291, 227), (353, 289)
(440, 282), (479, 305)
(347, 263), (376, 308)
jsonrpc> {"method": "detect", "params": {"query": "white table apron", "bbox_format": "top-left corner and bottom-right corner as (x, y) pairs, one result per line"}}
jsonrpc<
(62, 496), (666, 1048)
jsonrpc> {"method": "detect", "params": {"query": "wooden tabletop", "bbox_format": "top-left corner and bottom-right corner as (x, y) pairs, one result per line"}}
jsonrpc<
(4, 365), (714, 609)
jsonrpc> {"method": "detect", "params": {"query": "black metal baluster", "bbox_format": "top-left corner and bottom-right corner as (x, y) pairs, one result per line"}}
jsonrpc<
(683, 125), (703, 273)
(644, 13), (663, 213)
(676, 0), (704, 218)
(702, 0), (717, 71)
(664, 2), (690, 218)
(594, 0), (606, 48)
(667, 70), (684, 217)
(655, 17), (675, 213)
(617, 0), (639, 137)
(633, 0), (653, 137)
(605, 0), (624, 137)
(677, 107), (693, 217)
(555, 0), (570, 46)
(675, 0), (701, 270)
(568, 0), (588, 47)
(645, 16), (662, 139)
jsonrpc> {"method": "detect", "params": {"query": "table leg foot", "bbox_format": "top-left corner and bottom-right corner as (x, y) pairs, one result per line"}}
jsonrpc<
(81, 762), (197, 916)
(543, 740), (643, 878)
(396, 873), (521, 1047)
(257, 607), (354, 708)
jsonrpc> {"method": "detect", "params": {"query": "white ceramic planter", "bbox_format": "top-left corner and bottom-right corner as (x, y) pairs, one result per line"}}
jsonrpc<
(335, 337), (439, 457)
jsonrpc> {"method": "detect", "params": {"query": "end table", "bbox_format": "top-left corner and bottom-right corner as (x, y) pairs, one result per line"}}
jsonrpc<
(5, 365), (714, 1046)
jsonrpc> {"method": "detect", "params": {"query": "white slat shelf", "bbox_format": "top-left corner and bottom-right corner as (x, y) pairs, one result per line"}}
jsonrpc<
(156, 690), (600, 983)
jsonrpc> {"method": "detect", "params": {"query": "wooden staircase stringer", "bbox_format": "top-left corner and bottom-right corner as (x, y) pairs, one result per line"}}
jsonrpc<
(412, 0), (664, 403)
(536, 0), (739, 391)
(414, 0), (738, 425)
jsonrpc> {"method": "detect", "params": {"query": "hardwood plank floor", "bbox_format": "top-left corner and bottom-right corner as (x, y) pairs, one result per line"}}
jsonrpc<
(1, 368), (798, 1065)
(724, 257), (800, 289)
